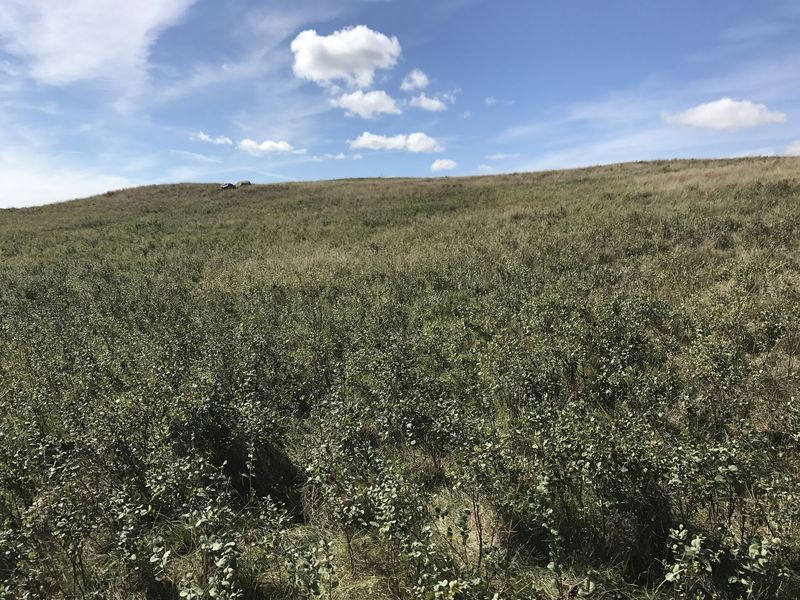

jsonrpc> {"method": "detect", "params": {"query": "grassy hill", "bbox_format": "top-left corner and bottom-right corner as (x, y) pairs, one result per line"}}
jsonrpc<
(1, 157), (799, 598)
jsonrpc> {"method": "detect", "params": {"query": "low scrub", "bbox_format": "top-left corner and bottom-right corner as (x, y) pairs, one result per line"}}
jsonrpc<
(1, 158), (799, 598)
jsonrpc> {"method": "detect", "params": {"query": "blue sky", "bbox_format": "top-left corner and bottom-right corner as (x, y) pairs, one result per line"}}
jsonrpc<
(1, 0), (799, 206)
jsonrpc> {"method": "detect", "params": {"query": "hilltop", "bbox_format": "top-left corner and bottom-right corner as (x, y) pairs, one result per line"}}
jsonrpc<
(1, 157), (799, 599)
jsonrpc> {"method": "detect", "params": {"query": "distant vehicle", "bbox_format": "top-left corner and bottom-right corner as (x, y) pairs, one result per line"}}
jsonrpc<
(235, 180), (252, 188)
(220, 183), (235, 190)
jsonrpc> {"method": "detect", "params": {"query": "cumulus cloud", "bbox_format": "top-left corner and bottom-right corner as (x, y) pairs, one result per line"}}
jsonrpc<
(191, 132), (232, 145)
(238, 138), (304, 156)
(0, 0), (196, 86)
(431, 159), (457, 172)
(400, 68), (429, 91)
(331, 90), (401, 119)
(665, 98), (786, 131)
(290, 25), (401, 89)
(409, 94), (447, 112)
(349, 131), (443, 153)
(485, 96), (498, 106)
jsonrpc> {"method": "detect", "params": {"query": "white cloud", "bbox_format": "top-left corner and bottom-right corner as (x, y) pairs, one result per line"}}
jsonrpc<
(349, 131), (443, 153)
(400, 68), (429, 91)
(440, 90), (459, 104)
(783, 140), (800, 156)
(0, 151), (134, 207)
(409, 94), (447, 112)
(0, 0), (196, 86)
(191, 131), (232, 145)
(477, 164), (493, 173)
(665, 98), (786, 131)
(238, 138), (303, 156)
(431, 158), (457, 172)
(170, 149), (221, 163)
(485, 96), (515, 108)
(290, 25), (401, 89)
(331, 90), (401, 119)
(312, 152), (363, 162)
(487, 153), (520, 160)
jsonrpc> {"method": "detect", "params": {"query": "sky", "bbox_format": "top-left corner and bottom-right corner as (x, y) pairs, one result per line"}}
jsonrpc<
(1, 0), (799, 207)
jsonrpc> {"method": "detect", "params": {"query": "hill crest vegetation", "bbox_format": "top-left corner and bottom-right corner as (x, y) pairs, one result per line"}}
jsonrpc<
(1, 157), (799, 598)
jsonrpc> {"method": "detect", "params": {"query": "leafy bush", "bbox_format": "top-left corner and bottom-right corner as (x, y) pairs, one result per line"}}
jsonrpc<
(1, 158), (799, 598)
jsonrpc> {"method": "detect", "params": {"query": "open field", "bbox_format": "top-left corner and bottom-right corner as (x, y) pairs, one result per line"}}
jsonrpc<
(1, 157), (799, 598)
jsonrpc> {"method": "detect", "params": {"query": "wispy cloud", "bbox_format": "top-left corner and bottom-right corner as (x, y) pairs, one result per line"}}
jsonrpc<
(140, 2), (347, 105)
(783, 140), (800, 156)
(0, 150), (135, 207)
(169, 149), (221, 163)
(486, 153), (520, 161)
(0, 0), (196, 88)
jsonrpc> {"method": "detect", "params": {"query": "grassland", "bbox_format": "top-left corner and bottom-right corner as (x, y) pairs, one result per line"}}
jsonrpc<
(1, 157), (799, 599)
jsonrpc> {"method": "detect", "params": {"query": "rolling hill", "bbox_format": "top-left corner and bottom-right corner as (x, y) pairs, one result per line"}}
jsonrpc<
(1, 157), (799, 599)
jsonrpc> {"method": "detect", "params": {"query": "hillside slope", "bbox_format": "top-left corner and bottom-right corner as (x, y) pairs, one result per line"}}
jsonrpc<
(1, 158), (799, 599)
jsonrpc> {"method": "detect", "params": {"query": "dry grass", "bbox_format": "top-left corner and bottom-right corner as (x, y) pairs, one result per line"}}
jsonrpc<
(632, 156), (800, 190)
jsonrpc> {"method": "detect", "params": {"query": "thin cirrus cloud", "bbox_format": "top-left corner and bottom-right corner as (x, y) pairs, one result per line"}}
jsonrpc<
(784, 140), (800, 156)
(409, 94), (447, 112)
(430, 158), (457, 172)
(400, 68), (429, 91)
(331, 90), (402, 119)
(238, 139), (306, 156)
(486, 153), (520, 160)
(324, 152), (361, 160)
(664, 98), (787, 131)
(0, 0), (197, 86)
(191, 132), (232, 145)
(0, 150), (134, 207)
(485, 96), (514, 107)
(349, 132), (443, 153)
(290, 25), (401, 89)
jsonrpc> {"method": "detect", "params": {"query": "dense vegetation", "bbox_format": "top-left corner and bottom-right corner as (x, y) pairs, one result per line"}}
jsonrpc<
(1, 158), (799, 599)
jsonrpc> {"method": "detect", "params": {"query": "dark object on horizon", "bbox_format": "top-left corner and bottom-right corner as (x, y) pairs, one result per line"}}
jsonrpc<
(220, 183), (235, 190)
(235, 180), (252, 188)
